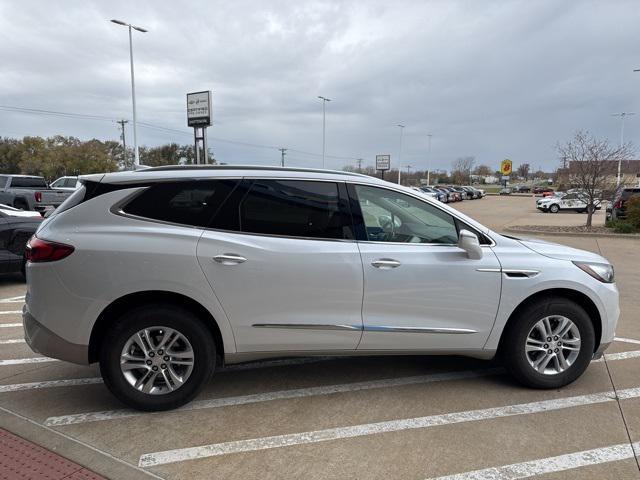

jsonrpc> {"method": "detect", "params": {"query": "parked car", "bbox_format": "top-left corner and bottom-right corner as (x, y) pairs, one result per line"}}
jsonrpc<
(50, 176), (81, 192)
(0, 175), (73, 214)
(542, 190), (560, 198)
(461, 186), (481, 199)
(25, 165), (618, 411)
(434, 187), (454, 203)
(499, 187), (512, 195)
(439, 186), (461, 202)
(419, 186), (447, 203)
(533, 186), (554, 195)
(0, 204), (42, 276)
(449, 186), (469, 200)
(411, 186), (437, 200)
(467, 186), (486, 198)
(610, 187), (640, 220)
(537, 192), (602, 213)
(514, 185), (531, 193)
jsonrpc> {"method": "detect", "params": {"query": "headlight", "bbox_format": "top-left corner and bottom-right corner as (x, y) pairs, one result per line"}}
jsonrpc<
(573, 262), (615, 283)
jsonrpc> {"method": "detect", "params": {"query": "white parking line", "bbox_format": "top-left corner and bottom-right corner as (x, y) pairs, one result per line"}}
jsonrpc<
(0, 296), (25, 303)
(615, 337), (640, 346)
(598, 350), (640, 361)
(45, 368), (501, 426)
(0, 311), (22, 315)
(138, 387), (640, 467)
(0, 357), (58, 366)
(0, 323), (22, 328)
(0, 377), (103, 393)
(426, 442), (640, 479)
(0, 338), (24, 345)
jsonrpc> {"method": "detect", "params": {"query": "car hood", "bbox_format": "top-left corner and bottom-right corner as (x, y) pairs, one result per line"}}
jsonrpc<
(516, 237), (609, 263)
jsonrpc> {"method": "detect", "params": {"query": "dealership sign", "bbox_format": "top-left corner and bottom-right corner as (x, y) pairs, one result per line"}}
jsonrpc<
(376, 154), (391, 171)
(187, 91), (212, 127)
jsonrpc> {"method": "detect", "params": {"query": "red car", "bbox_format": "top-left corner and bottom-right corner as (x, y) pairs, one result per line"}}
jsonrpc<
(533, 186), (554, 195)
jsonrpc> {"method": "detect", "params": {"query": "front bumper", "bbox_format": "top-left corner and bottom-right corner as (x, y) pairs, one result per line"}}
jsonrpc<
(23, 308), (89, 364)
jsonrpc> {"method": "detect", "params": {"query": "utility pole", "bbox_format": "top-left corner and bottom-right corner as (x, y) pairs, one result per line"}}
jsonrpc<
(397, 124), (405, 184)
(612, 112), (635, 186)
(404, 164), (412, 183)
(356, 158), (363, 172)
(278, 148), (287, 167)
(117, 119), (129, 167)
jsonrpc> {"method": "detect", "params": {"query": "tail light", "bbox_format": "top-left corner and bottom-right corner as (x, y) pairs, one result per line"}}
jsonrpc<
(25, 236), (74, 263)
(34, 191), (42, 202)
(614, 200), (623, 209)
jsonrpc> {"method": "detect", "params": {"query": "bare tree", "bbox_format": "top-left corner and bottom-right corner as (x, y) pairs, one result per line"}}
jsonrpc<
(557, 130), (633, 227)
(451, 156), (475, 185)
(516, 163), (530, 180)
(473, 164), (492, 176)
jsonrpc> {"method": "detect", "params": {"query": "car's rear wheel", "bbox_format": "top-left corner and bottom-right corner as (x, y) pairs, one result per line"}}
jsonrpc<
(99, 304), (215, 411)
(502, 297), (595, 389)
(549, 204), (559, 213)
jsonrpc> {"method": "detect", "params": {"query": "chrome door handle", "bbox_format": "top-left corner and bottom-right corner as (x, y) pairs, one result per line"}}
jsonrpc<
(371, 259), (401, 269)
(213, 254), (247, 265)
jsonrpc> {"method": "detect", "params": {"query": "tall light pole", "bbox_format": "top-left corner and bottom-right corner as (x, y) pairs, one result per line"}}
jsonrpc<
(426, 134), (433, 185)
(396, 124), (405, 184)
(612, 112), (635, 186)
(111, 19), (147, 168)
(318, 96), (331, 169)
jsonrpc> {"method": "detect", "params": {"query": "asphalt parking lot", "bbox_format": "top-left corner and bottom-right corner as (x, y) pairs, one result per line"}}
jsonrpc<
(1, 195), (639, 480)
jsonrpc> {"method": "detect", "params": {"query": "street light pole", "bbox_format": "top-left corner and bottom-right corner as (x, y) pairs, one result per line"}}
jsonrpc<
(612, 112), (635, 186)
(426, 134), (433, 186)
(396, 124), (405, 185)
(318, 96), (331, 169)
(111, 19), (147, 169)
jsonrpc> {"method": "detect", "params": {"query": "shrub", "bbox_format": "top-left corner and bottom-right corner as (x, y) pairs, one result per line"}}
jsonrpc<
(613, 221), (635, 234)
(626, 196), (640, 230)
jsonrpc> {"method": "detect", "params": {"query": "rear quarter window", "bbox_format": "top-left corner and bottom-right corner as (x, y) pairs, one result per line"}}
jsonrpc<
(122, 180), (239, 227)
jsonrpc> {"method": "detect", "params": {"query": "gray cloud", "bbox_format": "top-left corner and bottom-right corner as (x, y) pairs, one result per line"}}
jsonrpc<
(1, 0), (638, 172)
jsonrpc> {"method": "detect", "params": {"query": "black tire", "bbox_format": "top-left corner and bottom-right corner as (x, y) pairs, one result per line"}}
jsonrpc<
(549, 204), (559, 213)
(13, 199), (28, 210)
(99, 304), (215, 411)
(501, 296), (595, 389)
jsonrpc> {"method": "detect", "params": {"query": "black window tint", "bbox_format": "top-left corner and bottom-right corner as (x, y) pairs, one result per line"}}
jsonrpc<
(10, 177), (47, 188)
(239, 180), (353, 239)
(123, 180), (239, 227)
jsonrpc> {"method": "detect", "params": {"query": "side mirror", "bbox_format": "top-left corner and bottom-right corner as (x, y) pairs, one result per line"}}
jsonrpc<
(458, 229), (483, 260)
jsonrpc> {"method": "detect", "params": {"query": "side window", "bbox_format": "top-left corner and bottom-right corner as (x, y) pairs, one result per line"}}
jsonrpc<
(64, 178), (77, 188)
(239, 180), (353, 239)
(354, 185), (458, 244)
(50, 179), (63, 188)
(123, 180), (239, 227)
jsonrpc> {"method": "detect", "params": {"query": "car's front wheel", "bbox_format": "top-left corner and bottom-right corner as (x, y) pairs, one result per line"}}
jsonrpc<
(99, 304), (215, 411)
(502, 297), (595, 389)
(549, 204), (560, 213)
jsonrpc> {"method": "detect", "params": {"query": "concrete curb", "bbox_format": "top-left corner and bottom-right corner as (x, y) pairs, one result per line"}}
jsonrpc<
(504, 226), (640, 239)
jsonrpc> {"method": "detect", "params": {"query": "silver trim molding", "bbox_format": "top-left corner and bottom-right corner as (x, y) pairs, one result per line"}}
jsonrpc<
(252, 323), (362, 331)
(364, 326), (477, 334)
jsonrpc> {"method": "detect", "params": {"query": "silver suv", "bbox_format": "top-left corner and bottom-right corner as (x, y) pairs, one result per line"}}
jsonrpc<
(24, 166), (619, 411)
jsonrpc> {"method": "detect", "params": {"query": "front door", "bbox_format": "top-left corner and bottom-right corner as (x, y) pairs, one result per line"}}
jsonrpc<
(350, 184), (502, 351)
(197, 179), (364, 352)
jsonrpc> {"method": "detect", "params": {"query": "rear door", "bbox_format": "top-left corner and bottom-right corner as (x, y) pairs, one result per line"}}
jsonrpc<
(197, 179), (364, 352)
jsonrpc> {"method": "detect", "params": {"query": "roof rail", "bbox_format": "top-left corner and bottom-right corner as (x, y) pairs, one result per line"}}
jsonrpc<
(141, 164), (370, 177)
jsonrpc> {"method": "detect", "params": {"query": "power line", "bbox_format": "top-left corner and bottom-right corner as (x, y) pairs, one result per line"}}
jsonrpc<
(0, 104), (363, 161)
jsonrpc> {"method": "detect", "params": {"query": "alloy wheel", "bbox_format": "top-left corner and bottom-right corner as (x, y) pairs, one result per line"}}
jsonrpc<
(525, 315), (581, 375)
(120, 326), (195, 395)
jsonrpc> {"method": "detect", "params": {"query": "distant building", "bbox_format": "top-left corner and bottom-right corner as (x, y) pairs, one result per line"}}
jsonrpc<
(557, 159), (640, 187)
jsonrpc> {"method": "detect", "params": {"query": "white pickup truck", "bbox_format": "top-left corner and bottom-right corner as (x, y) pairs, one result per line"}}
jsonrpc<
(536, 192), (602, 213)
(0, 175), (72, 214)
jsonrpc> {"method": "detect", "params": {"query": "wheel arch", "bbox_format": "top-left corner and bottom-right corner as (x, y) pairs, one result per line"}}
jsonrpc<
(88, 290), (225, 364)
(497, 288), (602, 354)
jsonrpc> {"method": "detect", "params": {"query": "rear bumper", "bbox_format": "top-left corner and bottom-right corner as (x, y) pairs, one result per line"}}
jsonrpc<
(23, 308), (89, 364)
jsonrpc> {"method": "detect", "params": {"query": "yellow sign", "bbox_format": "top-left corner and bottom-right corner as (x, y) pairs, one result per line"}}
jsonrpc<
(500, 159), (513, 175)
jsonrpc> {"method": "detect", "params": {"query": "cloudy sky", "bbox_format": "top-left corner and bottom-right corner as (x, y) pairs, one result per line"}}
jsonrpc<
(1, 0), (638, 172)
